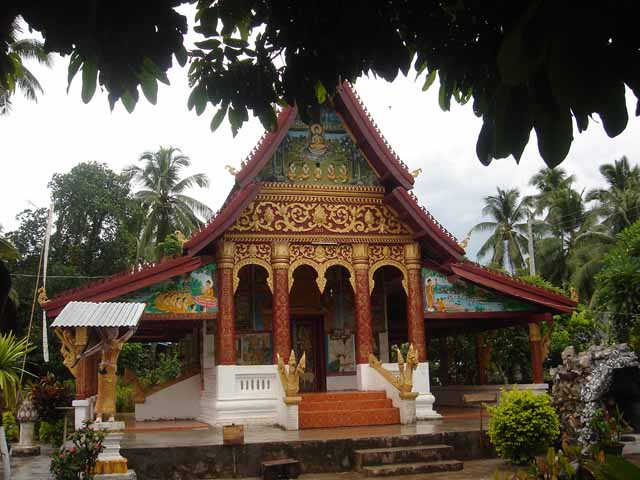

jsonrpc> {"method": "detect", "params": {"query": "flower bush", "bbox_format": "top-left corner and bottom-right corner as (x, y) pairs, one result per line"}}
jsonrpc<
(488, 389), (560, 465)
(31, 373), (74, 422)
(2, 411), (18, 442)
(50, 421), (105, 480)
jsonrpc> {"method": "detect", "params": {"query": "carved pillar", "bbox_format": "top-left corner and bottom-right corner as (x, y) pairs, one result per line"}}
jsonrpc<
(271, 241), (291, 363)
(405, 243), (427, 362)
(528, 322), (544, 383)
(353, 244), (375, 364)
(216, 240), (236, 365)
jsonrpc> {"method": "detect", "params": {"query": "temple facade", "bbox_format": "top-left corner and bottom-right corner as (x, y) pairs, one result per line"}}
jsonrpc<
(43, 82), (575, 430)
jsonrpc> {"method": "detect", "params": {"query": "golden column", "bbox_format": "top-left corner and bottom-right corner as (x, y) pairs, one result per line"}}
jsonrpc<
(405, 243), (427, 362)
(216, 239), (236, 365)
(271, 241), (292, 363)
(528, 322), (544, 383)
(353, 243), (375, 364)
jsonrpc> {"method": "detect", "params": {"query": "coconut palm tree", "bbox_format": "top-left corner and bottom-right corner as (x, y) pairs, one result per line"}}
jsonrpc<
(124, 147), (213, 258)
(525, 167), (576, 214)
(586, 156), (640, 234)
(0, 19), (53, 115)
(471, 187), (530, 272)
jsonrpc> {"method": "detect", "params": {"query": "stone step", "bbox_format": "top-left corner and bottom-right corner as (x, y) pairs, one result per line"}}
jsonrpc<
(354, 445), (453, 469)
(301, 391), (387, 403)
(300, 398), (392, 412)
(299, 407), (400, 429)
(362, 460), (464, 477)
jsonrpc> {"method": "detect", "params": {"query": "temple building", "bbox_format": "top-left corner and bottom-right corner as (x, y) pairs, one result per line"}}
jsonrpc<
(43, 82), (575, 430)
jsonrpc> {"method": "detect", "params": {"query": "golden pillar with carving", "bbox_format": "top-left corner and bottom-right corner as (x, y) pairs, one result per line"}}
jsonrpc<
(216, 240), (236, 365)
(272, 241), (292, 363)
(405, 243), (427, 362)
(353, 243), (375, 364)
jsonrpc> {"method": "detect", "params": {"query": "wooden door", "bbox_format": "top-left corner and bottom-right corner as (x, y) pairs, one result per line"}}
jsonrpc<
(291, 315), (325, 392)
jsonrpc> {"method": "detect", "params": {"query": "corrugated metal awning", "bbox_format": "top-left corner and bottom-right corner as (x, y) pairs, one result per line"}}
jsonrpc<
(51, 301), (146, 328)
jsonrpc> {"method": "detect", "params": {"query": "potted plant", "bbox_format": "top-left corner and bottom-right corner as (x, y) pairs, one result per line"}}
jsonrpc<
(589, 406), (628, 455)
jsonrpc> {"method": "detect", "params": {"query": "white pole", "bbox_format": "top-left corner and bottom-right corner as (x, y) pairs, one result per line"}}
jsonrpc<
(527, 211), (536, 276)
(0, 426), (10, 479)
(42, 204), (54, 362)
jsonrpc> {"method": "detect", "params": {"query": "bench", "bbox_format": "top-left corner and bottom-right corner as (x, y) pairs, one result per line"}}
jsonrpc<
(261, 458), (300, 480)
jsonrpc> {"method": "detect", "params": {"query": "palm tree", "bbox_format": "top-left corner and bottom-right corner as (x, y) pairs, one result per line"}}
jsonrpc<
(586, 156), (640, 234)
(0, 19), (53, 115)
(471, 187), (530, 272)
(526, 167), (576, 214)
(124, 147), (213, 258)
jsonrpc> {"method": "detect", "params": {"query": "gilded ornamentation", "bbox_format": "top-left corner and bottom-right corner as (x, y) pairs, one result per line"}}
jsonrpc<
(230, 200), (407, 236)
(55, 328), (84, 379)
(410, 168), (422, 178)
(288, 257), (356, 294)
(369, 259), (408, 294)
(277, 350), (306, 404)
(368, 344), (419, 400)
(233, 259), (273, 294)
(458, 235), (470, 250)
(354, 267), (375, 364)
(217, 267), (236, 365)
(368, 245), (404, 266)
(37, 287), (48, 306)
(272, 268), (291, 361)
(406, 268), (427, 362)
(174, 230), (188, 246)
(225, 165), (238, 176)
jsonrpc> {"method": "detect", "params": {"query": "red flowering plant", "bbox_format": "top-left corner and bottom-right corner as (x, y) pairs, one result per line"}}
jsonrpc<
(50, 421), (106, 480)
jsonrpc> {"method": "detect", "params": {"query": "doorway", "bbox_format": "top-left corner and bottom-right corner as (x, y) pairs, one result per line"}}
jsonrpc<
(291, 315), (325, 392)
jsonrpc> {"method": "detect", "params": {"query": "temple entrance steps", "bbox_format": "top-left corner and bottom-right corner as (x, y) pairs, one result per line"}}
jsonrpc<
(299, 391), (400, 429)
(354, 444), (464, 477)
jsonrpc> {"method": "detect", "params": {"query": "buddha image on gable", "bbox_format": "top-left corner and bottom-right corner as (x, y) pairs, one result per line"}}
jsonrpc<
(306, 123), (328, 157)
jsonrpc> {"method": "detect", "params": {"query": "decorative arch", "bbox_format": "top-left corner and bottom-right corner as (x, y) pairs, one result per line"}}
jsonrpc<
(369, 260), (408, 295)
(288, 259), (322, 293)
(320, 259), (356, 294)
(233, 259), (273, 294)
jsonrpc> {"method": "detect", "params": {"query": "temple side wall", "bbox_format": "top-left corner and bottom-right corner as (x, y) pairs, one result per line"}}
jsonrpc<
(136, 375), (201, 421)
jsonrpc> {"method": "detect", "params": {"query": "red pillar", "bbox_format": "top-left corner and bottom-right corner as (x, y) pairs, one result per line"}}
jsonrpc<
(271, 242), (291, 363)
(353, 244), (375, 364)
(216, 240), (236, 365)
(405, 243), (427, 362)
(528, 322), (544, 383)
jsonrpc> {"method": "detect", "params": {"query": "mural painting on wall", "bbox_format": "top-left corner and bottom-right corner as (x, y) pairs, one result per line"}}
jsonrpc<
(422, 268), (531, 313)
(258, 108), (379, 186)
(236, 332), (272, 365)
(118, 264), (218, 313)
(326, 332), (356, 374)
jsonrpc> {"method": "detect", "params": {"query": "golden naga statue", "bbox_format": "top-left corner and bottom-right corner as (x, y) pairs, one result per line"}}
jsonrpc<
(368, 344), (419, 400)
(55, 328), (83, 379)
(458, 235), (470, 250)
(277, 350), (306, 404)
(410, 168), (422, 178)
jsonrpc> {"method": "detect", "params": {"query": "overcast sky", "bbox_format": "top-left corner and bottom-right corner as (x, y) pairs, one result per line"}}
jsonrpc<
(1, 11), (639, 262)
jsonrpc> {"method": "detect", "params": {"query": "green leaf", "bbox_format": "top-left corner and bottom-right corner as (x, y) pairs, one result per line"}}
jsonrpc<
(597, 80), (628, 138)
(175, 45), (188, 67)
(188, 83), (208, 115)
(438, 74), (453, 111)
(81, 57), (98, 104)
(121, 89), (138, 113)
(314, 81), (327, 104)
(258, 106), (278, 132)
(476, 119), (494, 166)
(67, 52), (83, 93)
(532, 76), (573, 168)
(224, 38), (248, 49)
(194, 39), (221, 50)
(142, 57), (170, 85)
(422, 70), (437, 92)
(210, 102), (228, 132)
(140, 73), (158, 105)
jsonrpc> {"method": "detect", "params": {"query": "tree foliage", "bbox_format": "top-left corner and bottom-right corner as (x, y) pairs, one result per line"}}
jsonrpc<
(3, 2), (639, 166)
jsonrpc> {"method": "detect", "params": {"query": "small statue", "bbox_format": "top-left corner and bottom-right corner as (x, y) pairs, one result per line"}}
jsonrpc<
(37, 287), (48, 306)
(368, 344), (419, 399)
(277, 350), (306, 400)
(224, 165), (238, 176)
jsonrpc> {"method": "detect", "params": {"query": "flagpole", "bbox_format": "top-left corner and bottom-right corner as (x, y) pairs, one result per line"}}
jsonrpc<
(41, 204), (54, 362)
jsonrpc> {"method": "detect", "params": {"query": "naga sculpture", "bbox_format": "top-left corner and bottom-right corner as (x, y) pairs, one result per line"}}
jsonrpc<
(277, 350), (306, 404)
(368, 344), (419, 400)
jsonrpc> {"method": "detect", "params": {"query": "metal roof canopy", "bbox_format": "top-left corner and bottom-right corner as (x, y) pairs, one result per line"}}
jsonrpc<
(51, 301), (146, 328)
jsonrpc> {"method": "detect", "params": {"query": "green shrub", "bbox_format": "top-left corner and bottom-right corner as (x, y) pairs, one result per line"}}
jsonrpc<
(2, 411), (18, 442)
(116, 384), (134, 413)
(50, 421), (106, 480)
(39, 419), (65, 447)
(31, 374), (74, 422)
(488, 389), (560, 465)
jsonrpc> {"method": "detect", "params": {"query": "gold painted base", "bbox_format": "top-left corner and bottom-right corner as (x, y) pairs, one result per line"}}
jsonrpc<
(93, 458), (128, 475)
(284, 396), (302, 405)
